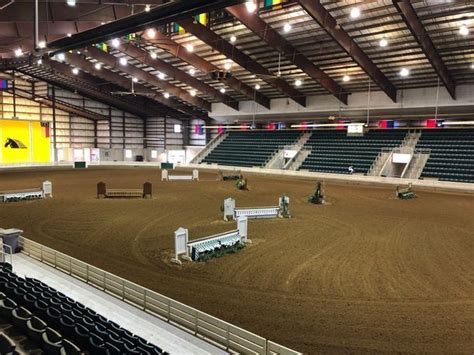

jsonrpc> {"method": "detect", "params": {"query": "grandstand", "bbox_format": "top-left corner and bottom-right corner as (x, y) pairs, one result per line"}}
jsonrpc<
(0, 0), (473, 354)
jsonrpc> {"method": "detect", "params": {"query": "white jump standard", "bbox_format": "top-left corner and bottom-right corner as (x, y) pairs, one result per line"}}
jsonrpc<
(161, 169), (199, 181)
(223, 196), (291, 221)
(172, 216), (249, 264)
(0, 181), (52, 202)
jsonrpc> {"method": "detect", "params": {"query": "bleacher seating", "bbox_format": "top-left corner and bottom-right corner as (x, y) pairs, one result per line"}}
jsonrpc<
(417, 129), (474, 183)
(299, 129), (407, 174)
(202, 130), (302, 167)
(0, 262), (168, 355)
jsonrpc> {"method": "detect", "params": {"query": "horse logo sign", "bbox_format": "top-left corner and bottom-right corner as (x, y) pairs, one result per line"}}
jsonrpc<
(4, 138), (27, 149)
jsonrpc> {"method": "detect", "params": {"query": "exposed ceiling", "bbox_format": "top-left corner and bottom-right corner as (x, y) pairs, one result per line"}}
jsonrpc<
(1, 0), (473, 119)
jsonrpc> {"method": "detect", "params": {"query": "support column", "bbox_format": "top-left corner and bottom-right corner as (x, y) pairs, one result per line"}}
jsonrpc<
(52, 86), (57, 162)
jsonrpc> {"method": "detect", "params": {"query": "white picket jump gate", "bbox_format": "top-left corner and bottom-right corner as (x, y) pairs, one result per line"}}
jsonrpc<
(173, 216), (248, 263)
(224, 197), (289, 221)
(0, 181), (52, 202)
(162, 169), (199, 181)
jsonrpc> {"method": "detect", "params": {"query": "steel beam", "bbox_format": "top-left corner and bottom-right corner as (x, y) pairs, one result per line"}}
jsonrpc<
(86, 46), (211, 113)
(120, 41), (240, 110)
(178, 18), (306, 107)
(46, 0), (247, 54)
(153, 31), (270, 109)
(392, 0), (456, 99)
(227, 4), (348, 105)
(296, 0), (397, 102)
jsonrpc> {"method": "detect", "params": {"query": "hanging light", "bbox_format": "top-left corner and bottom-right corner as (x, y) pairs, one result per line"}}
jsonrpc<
(343, 75), (350, 82)
(111, 38), (120, 48)
(56, 53), (66, 61)
(38, 41), (46, 49)
(94, 62), (102, 70)
(66, 0), (76, 6)
(150, 52), (157, 59)
(67, 33), (72, 37)
(459, 25), (469, 36)
(255, 84), (261, 90)
(14, 48), (23, 57)
(283, 23), (292, 33)
(119, 57), (127, 66)
(132, 77), (138, 83)
(471, 63), (474, 69)
(220, 87), (226, 94)
(147, 28), (156, 38)
(245, 1), (257, 13)
(72, 67), (79, 75)
(295, 79), (302, 87)
(190, 90), (197, 97)
(163, 92), (170, 99)
(400, 68), (410, 77)
(379, 38), (388, 47)
(145, 4), (151, 12)
(158, 72), (166, 80)
(37, 59), (43, 65)
(189, 68), (196, 76)
(224, 61), (232, 70)
(230, 35), (237, 43)
(186, 44), (194, 52)
(350, 7), (361, 18)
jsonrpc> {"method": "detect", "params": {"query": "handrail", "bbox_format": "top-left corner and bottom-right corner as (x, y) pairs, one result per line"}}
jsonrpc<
(18, 237), (301, 355)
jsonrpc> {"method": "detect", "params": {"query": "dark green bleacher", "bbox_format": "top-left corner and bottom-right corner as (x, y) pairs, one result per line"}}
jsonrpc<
(202, 131), (302, 167)
(417, 129), (474, 183)
(299, 129), (407, 174)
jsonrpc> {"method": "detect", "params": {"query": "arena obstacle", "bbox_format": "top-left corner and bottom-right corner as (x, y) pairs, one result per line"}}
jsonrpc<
(217, 169), (241, 181)
(161, 169), (199, 181)
(396, 183), (416, 199)
(308, 182), (325, 204)
(0, 181), (52, 202)
(172, 216), (249, 264)
(97, 182), (152, 199)
(223, 195), (291, 221)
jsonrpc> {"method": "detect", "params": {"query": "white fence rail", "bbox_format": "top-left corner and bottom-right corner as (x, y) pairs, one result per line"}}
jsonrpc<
(18, 237), (301, 355)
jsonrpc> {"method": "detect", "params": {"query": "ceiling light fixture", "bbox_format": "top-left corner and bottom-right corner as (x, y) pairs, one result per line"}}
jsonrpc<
(94, 62), (102, 70)
(14, 48), (23, 57)
(147, 28), (156, 38)
(158, 72), (166, 80)
(255, 84), (261, 90)
(132, 77), (138, 83)
(67, 33), (72, 37)
(459, 25), (469, 36)
(38, 41), (46, 49)
(224, 61), (232, 70)
(220, 88), (226, 94)
(379, 38), (388, 47)
(190, 90), (197, 97)
(245, 1), (257, 13)
(37, 59), (43, 65)
(163, 92), (170, 99)
(56, 53), (65, 61)
(189, 68), (196, 76)
(111, 38), (120, 48)
(186, 44), (194, 52)
(230, 35), (237, 43)
(283, 23), (292, 33)
(66, 0), (76, 6)
(295, 79), (302, 87)
(72, 67), (79, 75)
(145, 4), (150, 12)
(343, 75), (350, 82)
(400, 67), (410, 77)
(119, 57), (127, 66)
(471, 63), (474, 69)
(350, 7), (361, 18)
(150, 52), (157, 59)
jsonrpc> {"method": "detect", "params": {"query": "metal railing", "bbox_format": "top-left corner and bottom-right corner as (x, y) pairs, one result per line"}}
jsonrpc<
(190, 133), (228, 164)
(18, 237), (301, 355)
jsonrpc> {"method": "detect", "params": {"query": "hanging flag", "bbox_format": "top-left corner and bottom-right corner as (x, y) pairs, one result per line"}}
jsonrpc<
(40, 121), (50, 138)
(0, 79), (8, 91)
(97, 43), (108, 53)
(126, 33), (136, 41)
(173, 23), (186, 34)
(194, 125), (204, 135)
(264, 0), (282, 8)
(194, 13), (208, 26)
(217, 126), (225, 134)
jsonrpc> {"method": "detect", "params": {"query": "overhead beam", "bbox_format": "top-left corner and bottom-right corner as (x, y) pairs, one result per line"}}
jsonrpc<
(178, 18), (306, 107)
(153, 31), (271, 109)
(86, 46), (211, 113)
(296, 0), (397, 102)
(46, 0), (247, 54)
(121, 41), (240, 110)
(227, 4), (348, 105)
(392, 0), (456, 99)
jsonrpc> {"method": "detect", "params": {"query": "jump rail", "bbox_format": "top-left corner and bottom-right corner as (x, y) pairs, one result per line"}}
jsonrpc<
(0, 181), (52, 202)
(161, 169), (199, 181)
(18, 237), (301, 355)
(223, 197), (290, 221)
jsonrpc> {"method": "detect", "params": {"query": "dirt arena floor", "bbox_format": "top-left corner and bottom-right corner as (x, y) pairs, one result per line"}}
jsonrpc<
(0, 167), (473, 354)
